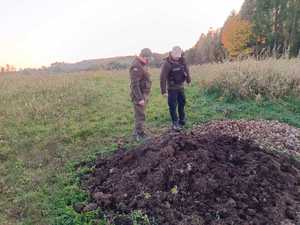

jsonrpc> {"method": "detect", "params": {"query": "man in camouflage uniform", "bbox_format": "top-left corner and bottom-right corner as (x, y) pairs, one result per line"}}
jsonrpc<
(130, 48), (152, 141)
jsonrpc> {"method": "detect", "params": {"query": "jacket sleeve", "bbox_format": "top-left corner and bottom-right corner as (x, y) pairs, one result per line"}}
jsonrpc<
(184, 60), (191, 84)
(130, 67), (144, 102)
(160, 62), (170, 94)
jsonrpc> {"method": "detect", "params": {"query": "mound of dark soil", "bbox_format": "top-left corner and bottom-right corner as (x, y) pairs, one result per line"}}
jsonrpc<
(83, 131), (300, 225)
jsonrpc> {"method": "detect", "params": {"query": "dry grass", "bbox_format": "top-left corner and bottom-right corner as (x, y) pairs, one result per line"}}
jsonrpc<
(193, 58), (300, 100)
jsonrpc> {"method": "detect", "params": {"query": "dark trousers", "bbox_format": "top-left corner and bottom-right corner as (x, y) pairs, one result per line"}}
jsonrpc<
(168, 89), (186, 125)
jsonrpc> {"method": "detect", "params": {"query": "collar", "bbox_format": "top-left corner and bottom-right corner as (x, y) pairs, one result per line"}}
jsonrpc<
(137, 56), (148, 65)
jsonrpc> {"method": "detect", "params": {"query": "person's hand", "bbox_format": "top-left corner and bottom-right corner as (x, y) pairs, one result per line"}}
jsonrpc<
(187, 82), (192, 87)
(163, 93), (168, 97)
(138, 100), (145, 106)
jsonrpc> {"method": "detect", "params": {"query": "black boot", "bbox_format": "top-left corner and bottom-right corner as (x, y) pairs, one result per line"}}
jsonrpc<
(179, 120), (186, 128)
(172, 121), (182, 131)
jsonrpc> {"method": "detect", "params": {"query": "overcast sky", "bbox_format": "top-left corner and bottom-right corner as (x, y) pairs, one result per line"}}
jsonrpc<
(0, 0), (244, 68)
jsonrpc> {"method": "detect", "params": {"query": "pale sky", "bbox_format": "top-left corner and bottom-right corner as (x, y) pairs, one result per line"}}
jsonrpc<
(0, 0), (244, 68)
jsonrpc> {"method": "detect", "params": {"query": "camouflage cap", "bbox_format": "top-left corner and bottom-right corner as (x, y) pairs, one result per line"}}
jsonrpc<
(139, 48), (152, 58)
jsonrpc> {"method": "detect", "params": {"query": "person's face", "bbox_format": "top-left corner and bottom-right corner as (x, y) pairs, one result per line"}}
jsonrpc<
(171, 51), (181, 61)
(143, 56), (152, 64)
(172, 56), (180, 61)
(171, 54), (180, 61)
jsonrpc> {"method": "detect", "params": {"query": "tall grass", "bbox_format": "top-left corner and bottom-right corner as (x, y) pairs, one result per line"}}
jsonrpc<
(193, 59), (300, 100)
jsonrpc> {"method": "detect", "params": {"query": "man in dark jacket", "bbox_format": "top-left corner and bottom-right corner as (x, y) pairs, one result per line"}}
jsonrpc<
(130, 48), (152, 141)
(160, 46), (191, 130)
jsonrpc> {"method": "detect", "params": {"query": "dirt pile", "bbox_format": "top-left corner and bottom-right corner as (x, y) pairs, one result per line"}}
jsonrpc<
(192, 120), (300, 155)
(83, 128), (300, 225)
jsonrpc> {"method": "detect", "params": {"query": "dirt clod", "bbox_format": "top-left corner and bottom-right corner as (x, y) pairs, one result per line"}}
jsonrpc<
(73, 202), (85, 213)
(114, 215), (133, 225)
(82, 203), (98, 212)
(93, 192), (113, 207)
(84, 123), (300, 225)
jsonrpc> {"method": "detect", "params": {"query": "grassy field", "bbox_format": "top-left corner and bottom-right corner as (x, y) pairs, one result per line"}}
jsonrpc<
(0, 59), (300, 225)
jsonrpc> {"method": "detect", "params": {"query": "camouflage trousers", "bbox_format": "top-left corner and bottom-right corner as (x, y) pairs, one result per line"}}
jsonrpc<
(133, 94), (149, 135)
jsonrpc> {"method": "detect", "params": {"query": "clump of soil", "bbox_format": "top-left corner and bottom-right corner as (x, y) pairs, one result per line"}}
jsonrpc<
(83, 128), (300, 225)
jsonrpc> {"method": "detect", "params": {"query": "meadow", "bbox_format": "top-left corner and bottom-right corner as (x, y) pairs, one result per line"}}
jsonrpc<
(0, 59), (300, 225)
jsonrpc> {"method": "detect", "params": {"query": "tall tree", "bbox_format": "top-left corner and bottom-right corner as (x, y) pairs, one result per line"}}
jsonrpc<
(188, 0), (300, 63)
(240, 0), (257, 21)
(253, 0), (294, 56)
(221, 13), (253, 58)
(253, 0), (273, 53)
(185, 29), (226, 64)
(287, 0), (300, 57)
(5, 64), (10, 72)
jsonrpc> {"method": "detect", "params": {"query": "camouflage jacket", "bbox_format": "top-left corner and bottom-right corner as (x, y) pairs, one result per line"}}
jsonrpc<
(129, 57), (152, 103)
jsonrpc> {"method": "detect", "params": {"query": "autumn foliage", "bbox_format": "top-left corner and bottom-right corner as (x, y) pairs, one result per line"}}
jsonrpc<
(221, 14), (253, 58)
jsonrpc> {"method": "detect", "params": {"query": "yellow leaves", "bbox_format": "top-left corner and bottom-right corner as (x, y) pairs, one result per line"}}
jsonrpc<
(144, 192), (151, 199)
(221, 15), (253, 58)
(171, 185), (178, 195)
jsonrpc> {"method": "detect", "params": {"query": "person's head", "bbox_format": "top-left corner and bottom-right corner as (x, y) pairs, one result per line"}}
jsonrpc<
(139, 48), (153, 64)
(170, 46), (183, 61)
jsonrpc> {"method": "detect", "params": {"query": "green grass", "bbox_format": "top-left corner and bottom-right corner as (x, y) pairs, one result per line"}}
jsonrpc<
(0, 62), (300, 225)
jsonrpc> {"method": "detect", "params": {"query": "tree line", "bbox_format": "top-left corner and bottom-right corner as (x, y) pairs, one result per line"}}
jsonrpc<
(0, 64), (16, 74)
(186, 0), (300, 65)
(6, 0), (300, 74)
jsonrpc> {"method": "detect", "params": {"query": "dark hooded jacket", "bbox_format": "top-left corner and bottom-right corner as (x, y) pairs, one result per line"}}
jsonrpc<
(160, 54), (191, 94)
